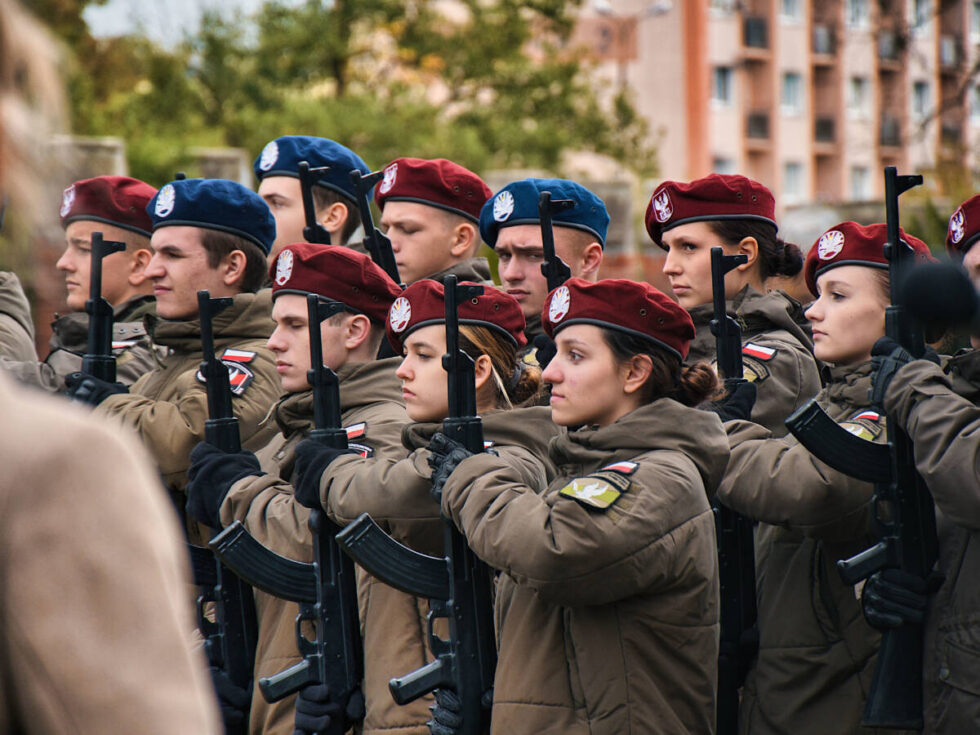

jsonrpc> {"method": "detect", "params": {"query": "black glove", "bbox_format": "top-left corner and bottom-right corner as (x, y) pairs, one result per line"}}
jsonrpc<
(532, 333), (557, 369)
(64, 372), (128, 405)
(185, 441), (262, 527)
(292, 683), (342, 735)
(706, 380), (757, 422)
(292, 439), (355, 510)
(210, 666), (251, 732)
(427, 432), (474, 501)
(869, 336), (940, 408)
(427, 688), (492, 735)
(861, 568), (939, 631)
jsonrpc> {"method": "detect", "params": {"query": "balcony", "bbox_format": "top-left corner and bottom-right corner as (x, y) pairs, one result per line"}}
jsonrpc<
(814, 116), (835, 143)
(880, 115), (901, 147)
(812, 24), (835, 58)
(941, 121), (963, 147)
(747, 111), (770, 139)
(940, 35), (960, 71)
(743, 16), (769, 58)
(878, 30), (902, 68)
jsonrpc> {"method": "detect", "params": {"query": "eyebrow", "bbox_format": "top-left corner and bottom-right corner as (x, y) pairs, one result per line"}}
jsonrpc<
(496, 242), (544, 254)
(68, 237), (91, 246)
(408, 339), (439, 351)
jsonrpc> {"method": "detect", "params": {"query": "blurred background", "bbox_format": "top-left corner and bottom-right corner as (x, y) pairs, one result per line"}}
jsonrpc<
(8, 0), (979, 348)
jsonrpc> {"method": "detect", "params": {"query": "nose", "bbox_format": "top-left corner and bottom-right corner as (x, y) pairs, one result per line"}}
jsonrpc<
(804, 299), (822, 323)
(499, 255), (522, 284)
(55, 247), (74, 273)
(540, 355), (562, 385)
(395, 354), (411, 380)
(267, 326), (286, 353)
(662, 248), (680, 277)
(144, 252), (165, 279)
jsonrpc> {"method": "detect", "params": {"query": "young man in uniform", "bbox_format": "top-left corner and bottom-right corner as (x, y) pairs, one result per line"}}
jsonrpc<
(66, 177), (282, 523)
(0, 175), (160, 391)
(254, 135), (370, 259)
(185, 244), (431, 735)
(479, 177), (607, 349)
(375, 156), (493, 285)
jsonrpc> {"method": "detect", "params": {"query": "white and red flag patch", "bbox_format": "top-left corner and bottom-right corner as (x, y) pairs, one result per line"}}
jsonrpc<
(742, 343), (776, 361)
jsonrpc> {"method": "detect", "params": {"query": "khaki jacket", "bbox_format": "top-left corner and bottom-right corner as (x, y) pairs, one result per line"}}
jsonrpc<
(0, 373), (221, 734)
(0, 271), (36, 363)
(687, 286), (821, 437)
(221, 357), (429, 735)
(441, 399), (727, 735)
(719, 363), (892, 735)
(428, 257), (494, 286)
(97, 290), (280, 517)
(885, 354), (980, 734)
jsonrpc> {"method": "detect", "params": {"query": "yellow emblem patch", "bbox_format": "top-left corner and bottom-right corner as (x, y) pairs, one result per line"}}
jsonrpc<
(560, 478), (622, 509)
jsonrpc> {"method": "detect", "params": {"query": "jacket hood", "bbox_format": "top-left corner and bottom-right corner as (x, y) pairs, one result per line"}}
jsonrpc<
(148, 289), (275, 350)
(821, 360), (873, 412)
(0, 272), (35, 341)
(428, 257), (492, 284)
(551, 397), (730, 491)
(402, 405), (557, 456)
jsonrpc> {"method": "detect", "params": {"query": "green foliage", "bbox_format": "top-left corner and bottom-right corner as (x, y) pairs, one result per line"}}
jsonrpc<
(34, 0), (657, 185)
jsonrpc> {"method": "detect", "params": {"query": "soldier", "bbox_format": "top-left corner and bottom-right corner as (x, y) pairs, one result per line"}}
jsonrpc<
(479, 177), (606, 349)
(374, 157), (493, 285)
(254, 135), (370, 259)
(0, 175), (161, 391)
(717, 222), (935, 735)
(857, 197), (980, 733)
(65, 177), (281, 521)
(427, 278), (728, 734)
(185, 243), (414, 735)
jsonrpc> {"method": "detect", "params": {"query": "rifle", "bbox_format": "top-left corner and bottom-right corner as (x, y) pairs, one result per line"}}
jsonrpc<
(299, 161), (332, 245)
(538, 191), (574, 291)
(350, 169), (400, 284)
(786, 168), (938, 728)
(708, 247), (759, 735)
(250, 294), (365, 732)
(81, 231), (126, 382)
(336, 276), (496, 734)
(190, 290), (259, 730)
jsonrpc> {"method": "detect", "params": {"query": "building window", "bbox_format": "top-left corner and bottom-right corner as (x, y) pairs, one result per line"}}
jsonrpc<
(972, 1), (980, 39)
(845, 0), (870, 28)
(851, 166), (871, 200)
(780, 0), (802, 21)
(713, 157), (737, 175)
(783, 162), (804, 203)
(781, 72), (803, 114)
(709, 0), (736, 13)
(912, 80), (930, 119)
(847, 76), (871, 119)
(971, 84), (980, 120)
(712, 66), (734, 106)
(912, 0), (930, 31)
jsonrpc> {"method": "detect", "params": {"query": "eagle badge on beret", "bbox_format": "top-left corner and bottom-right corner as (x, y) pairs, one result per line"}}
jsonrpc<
(493, 191), (515, 222)
(259, 141), (279, 172)
(60, 185), (76, 217)
(155, 184), (176, 218)
(379, 163), (398, 195)
(389, 296), (412, 333)
(817, 229), (845, 260)
(549, 285), (571, 323)
(950, 208), (966, 245)
(274, 248), (294, 286)
(652, 190), (672, 223)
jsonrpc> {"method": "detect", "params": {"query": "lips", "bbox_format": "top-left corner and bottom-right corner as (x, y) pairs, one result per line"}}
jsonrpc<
(401, 388), (415, 400)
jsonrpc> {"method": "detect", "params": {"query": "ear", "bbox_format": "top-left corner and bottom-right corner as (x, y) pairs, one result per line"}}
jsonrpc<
(449, 222), (477, 258)
(622, 353), (653, 395)
(221, 250), (248, 288)
(343, 313), (372, 350)
(128, 248), (152, 286)
(473, 353), (493, 391)
(578, 241), (603, 280)
(321, 202), (350, 241)
(735, 236), (759, 271)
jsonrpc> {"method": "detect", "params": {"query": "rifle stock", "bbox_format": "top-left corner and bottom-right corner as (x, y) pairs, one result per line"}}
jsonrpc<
(82, 232), (126, 382)
(351, 169), (401, 283)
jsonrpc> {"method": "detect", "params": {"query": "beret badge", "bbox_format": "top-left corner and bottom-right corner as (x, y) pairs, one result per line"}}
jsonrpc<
(60, 185), (76, 218)
(652, 190), (672, 223)
(154, 184), (176, 218)
(493, 191), (515, 222)
(389, 296), (412, 333)
(274, 248), (294, 287)
(549, 286), (571, 323)
(259, 141), (279, 172)
(950, 208), (966, 245)
(817, 230), (845, 260)
(379, 163), (398, 195)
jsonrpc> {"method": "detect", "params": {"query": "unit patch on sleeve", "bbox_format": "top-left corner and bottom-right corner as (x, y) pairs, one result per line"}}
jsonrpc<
(196, 350), (257, 396)
(559, 461), (636, 510)
(838, 409), (885, 442)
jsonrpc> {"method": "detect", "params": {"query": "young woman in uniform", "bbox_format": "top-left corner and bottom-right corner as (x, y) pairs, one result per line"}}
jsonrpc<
(716, 222), (934, 735)
(429, 277), (730, 734)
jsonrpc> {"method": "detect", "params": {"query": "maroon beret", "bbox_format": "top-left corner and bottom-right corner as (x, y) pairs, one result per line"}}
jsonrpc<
(542, 278), (695, 360)
(645, 174), (777, 249)
(59, 176), (157, 237)
(374, 158), (492, 224)
(804, 221), (936, 297)
(270, 243), (402, 324)
(386, 279), (526, 353)
(946, 195), (980, 258)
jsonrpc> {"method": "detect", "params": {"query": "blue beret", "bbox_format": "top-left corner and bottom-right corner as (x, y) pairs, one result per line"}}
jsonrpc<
(479, 178), (610, 249)
(254, 135), (370, 203)
(147, 178), (276, 255)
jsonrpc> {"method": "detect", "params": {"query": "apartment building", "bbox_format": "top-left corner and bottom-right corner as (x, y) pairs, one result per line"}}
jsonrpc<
(577, 0), (980, 212)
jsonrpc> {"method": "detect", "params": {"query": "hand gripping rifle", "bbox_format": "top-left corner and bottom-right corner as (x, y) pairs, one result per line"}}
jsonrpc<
(335, 276), (496, 734)
(708, 247), (759, 735)
(350, 169), (401, 284)
(538, 191), (575, 291)
(299, 161), (332, 245)
(785, 168), (938, 728)
(81, 231), (126, 381)
(188, 290), (259, 728)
